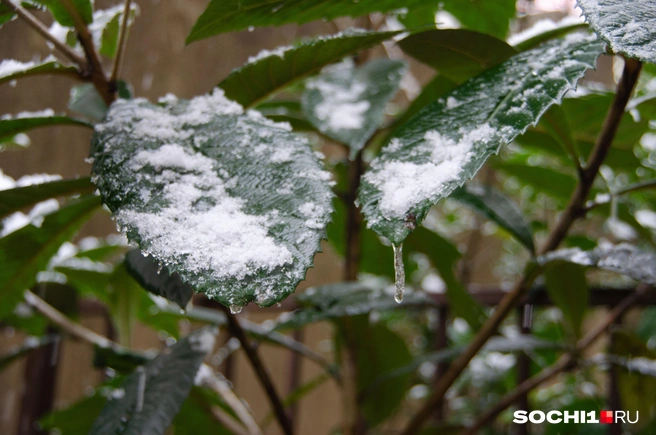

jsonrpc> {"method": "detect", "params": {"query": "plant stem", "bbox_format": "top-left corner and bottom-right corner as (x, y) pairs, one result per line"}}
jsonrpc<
(0, 0), (87, 66)
(59, 0), (115, 105)
(344, 151), (364, 281)
(110, 0), (132, 83)
(399, 57), (643, 435)
(462, 285), (647, 434)
(219, 305), (294, 435)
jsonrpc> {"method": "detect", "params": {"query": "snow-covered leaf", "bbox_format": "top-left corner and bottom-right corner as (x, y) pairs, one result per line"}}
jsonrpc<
(302, 58), (405, 157)
(358, 34), (603, 245)
(89, 327), (216, 435)
(91, 91), (334, 309)
(539, 243), (656, 286)
(0, 56), (77, 85)
(124, 249), (194, 310)
(89, 4), (139, 59)
(578, 0), (656, 64)
(187, 0), (420, 42)
(398, 29), (517, 83)
(0, 177), (94, 219)
(34, 0), (93, 26)
(218, 29), (400, 108)
(452, 184), (535, 253)
(0, 111), (92, 141)
(0, 195), (100, 319)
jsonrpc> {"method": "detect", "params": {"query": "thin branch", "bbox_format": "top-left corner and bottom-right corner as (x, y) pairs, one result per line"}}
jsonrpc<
(462, 285), (647, 434)
(399, 57), (643, 435)
(110, 0), (132, 83)
(59, 0), (114, 105)
(0, 0), (86, 67)
(584, 179), (656, 213)
(219, 305), (294, 435)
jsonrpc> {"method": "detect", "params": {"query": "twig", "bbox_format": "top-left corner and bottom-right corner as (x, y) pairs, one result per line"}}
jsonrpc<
(462, 285), (646, 434)
(219, 305), (294, 435)
(59, 0), (114, 105)
(0, 0), (86, 67)
(583, 179), (656, 213)
(110, 0), (132, 83)
(399, 57), (643, 435)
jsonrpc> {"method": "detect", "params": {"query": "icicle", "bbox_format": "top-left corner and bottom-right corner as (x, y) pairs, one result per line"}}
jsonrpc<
(135, 366), (146, 412)
(392, 243), (405, 303)
(230, 305), (243, 314)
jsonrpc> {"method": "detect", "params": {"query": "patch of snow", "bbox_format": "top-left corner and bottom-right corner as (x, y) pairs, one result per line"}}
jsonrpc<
(188, 328), (216, 354)
(0, 55), (57, 78)
(636, 209), (656, 230)
(1, 109), (55, 120)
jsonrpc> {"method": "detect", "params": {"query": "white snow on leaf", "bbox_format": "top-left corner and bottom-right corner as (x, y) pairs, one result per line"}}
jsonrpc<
(305, 60), (370, 131)
(0, 56), (57, 78)
(364, 123), (495, 219)
(1, 109), (56, 120)
(247, 46), (291, 64)
(636, 209), (656, 230)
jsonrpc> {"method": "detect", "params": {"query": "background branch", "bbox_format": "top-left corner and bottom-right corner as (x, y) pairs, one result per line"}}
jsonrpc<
(400, 57), (643, 435)
(110, 0), (132, 83)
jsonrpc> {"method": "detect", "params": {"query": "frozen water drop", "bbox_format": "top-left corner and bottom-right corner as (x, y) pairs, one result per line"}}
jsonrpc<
(157, 263), (163, 274)
(393, 243), (405, 303)
(230, 305), (243, 314)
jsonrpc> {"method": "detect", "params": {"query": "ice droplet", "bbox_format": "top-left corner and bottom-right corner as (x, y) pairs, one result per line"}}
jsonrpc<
(393, 243), (405, 303)
(230, 305), (243, 314)
(157, 263), (163, 274)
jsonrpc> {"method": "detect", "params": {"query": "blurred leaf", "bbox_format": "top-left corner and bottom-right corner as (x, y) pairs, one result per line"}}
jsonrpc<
(512, 23), (590, 52)
(107, 264), (143, 347)
(358, 35), (603, 245)
(125, 249), (194, 309)
(187, 0), (420, 42)
(91, 93), (333, 309)
(92, 4), (139, 59)
(173, 387), (232, 435)
(391, 75), (458, 132)
(0, 335), (56, 370)
(255, 100), (316, 132)
(0, 57), (77, 85)
(452, 183), (535, 253)
(69, 83), (109, 121)
(218, 30), (400, 108)
(90, 327), (217, 435)
(544, 262), (588, 337)
(438, 0), (516, 39)
(398, 29), (517, 82)
(0, 177), (94, 219)
(540, 244), (656, 286)
(0, 114), (92, 141)
(0, 195), (100, 319)
(42, 394), (108, 435)
(93, 345), (151, 373)
(540, 105), (580, 167)
(302, 58), (405, 157)
(496, 163), (577, 201)
(35, 0), (93, 26)
(578, 0), (656, 64)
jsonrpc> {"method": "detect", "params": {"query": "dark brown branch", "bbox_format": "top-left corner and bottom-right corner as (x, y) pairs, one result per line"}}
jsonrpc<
(110, 0), (132, 83)
(219, 305), (294, 435)
(0, 0), (86, 66)
(462, 286), (646, 434)
(399, 57), (643, 435)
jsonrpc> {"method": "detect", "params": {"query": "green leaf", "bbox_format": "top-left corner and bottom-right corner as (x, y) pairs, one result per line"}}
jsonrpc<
(69, 83), (109, 121)
(0, 57), (78, 85)
(495, 163), (577, 201)
(544, 262), (588, 337)
(187, 0), (423, 42)
(359, 34), (603, 245)
(511, 21), (590, 52)
(451, 183), (535, 253)
(93, 345), (151, 373)
(539, 244), (656, 286)
(0, 195), (100, 319)
(217, 30), (400, 108)
(91, 4), (139, 59)
(255, 100), (316, 131)
(124, 249), (194, 309)
(91, 92), (333, 309)
(391, 75), (458, 132)
(302, 58), (405, 157)
(0, 113), (92, 141)
(90, 327), (216, 435)
(578, 0), (656, 64)
(42, 394), (108, 435)
(398, 29), (517, 83)
(540, 104), (580, 167)
(35, 0), (93, 26)
(437, 0), (516, 39)
(0, 177), (94, 219)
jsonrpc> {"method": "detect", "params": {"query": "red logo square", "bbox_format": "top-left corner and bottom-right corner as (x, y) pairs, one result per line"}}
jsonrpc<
(601, 410), (613, 424)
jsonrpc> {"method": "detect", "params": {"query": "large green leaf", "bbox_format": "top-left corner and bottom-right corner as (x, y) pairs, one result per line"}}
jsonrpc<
(359, 34), (603, 245)
(495, 163), (578, 201)
(187, 0), (421, 43)
(0, 177), (94, 219)
(0, 56), (78, 85)
(0, 112), (92, 141)
(539, 244), (656, 286)
(217, 29), (399, 108)
(578, 0), (656, 64)
(302, 58), (405, 157)
(437, 0), (516, 39)
(124, 249), (194, 309)
(398, 29), (517, 83)
(91, 91), (333, 310)
(451, 184), (535, 253)
(34, 0), (93, 26)
(544, 262), (588, 337)
(89, 327), (216, 435)
(0, 195), (100, 319)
